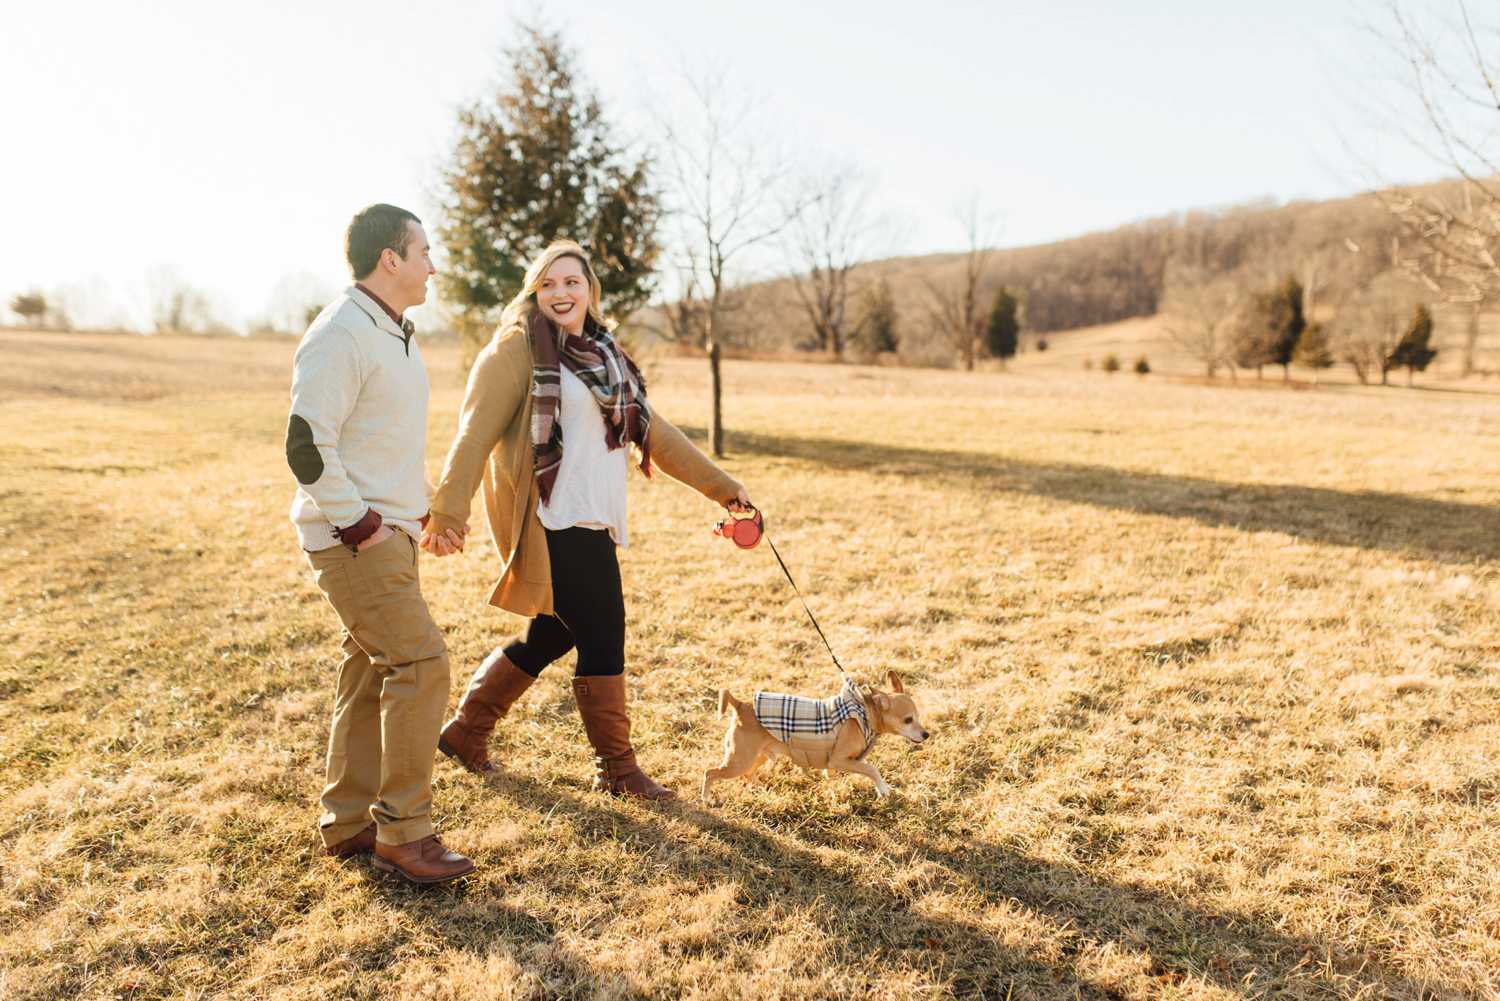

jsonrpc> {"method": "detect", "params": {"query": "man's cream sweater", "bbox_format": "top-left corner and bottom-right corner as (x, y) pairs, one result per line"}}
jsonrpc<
(286, 286), (430, 552)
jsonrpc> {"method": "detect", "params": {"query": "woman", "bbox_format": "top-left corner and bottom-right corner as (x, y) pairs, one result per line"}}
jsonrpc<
(422, 240), (751, 800)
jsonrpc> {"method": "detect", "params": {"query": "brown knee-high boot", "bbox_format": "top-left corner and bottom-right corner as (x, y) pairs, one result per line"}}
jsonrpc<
(438, 649), (535, 774)
(572, 675), (675, 799)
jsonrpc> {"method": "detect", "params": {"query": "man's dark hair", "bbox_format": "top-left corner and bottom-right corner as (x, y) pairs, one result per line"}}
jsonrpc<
(345, 203), (421, 279)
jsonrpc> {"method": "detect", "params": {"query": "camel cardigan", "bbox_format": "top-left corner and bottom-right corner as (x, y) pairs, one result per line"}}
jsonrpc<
(427, 325), (741, 617)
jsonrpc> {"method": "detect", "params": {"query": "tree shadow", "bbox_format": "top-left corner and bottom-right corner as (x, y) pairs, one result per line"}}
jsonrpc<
(388, 770), (1462, 999)
(686, 426), (1499, 566)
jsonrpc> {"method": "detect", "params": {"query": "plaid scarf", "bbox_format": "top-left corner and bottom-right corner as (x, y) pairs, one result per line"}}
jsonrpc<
(529, 309), (652, 504)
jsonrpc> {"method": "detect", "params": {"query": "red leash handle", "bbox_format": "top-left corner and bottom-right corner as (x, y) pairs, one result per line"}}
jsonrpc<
(712, 505), (764, 549)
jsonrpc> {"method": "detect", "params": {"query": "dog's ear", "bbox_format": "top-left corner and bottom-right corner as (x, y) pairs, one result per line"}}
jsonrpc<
(886, 670), (904, 694)
(873, 692), (890, 712)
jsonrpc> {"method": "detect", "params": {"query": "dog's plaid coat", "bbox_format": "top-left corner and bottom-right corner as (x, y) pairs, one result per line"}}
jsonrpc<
(753, 678), (875, 767)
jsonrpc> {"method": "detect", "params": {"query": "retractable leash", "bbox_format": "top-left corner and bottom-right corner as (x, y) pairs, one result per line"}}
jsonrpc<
(713, 506), (856, 688)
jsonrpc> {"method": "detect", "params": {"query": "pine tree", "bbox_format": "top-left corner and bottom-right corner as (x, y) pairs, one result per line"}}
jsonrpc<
(1388, 304), (1438, 387)
(9, 291), (46, 328)
(1293, 322), (1335, 385)
(985, 288), (1019, 368)
(1231, 289), (1275, 379)
(436, 25), (661, 356)
(1268, 276), (1306, 381)
(856, 279), (899, 354)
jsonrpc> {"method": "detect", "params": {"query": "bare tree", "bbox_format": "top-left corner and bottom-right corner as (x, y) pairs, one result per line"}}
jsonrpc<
(1332, 269), (1426, 384)
(920, 195), (999, 371)
(266, 271), (337, 334)
(1367, 0), (1500, 375)
(145, 265), (225, 334)
(656, 66), (817, 456)
(784, 168), (891, 359)
(1162, 265), (1244, 379)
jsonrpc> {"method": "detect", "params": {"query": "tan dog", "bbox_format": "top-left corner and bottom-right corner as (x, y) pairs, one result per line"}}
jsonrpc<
(703, 671), (929, 800)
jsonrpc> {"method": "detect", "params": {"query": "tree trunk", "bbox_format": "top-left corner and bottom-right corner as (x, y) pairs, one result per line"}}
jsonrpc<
(1463, 302), (1480, 378)
(1282, 364), (1290, 383)
(1407, 366), (1414, 388)
(709, 339), (724, 457)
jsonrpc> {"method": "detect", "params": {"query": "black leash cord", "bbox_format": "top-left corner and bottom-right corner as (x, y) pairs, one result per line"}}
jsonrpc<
(764, 533), (852, 683)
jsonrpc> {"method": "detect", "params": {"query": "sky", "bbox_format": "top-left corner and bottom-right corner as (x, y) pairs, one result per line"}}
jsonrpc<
(0, 0), (1451, 331)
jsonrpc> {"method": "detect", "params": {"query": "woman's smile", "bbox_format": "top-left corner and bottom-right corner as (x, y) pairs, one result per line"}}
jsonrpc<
(538, 255), (591, 333)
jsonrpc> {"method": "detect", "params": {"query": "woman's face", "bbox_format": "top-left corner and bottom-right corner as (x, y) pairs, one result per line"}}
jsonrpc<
(537, 255), (590, 334)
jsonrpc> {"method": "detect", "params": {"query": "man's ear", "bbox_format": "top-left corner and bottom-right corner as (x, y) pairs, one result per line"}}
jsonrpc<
(886, 671), (904, 693)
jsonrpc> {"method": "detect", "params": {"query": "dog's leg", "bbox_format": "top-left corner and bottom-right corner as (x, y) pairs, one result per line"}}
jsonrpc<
(742, 749), (771, 782)
(701, 724), (769, 802)
(827, 756), (892, 798)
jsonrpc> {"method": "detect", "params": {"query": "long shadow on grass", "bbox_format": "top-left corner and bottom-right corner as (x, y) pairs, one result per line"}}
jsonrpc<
(407, 771), (1460, 999)
(690, 427), (1500, 566)
(457, 771), (1124, 998)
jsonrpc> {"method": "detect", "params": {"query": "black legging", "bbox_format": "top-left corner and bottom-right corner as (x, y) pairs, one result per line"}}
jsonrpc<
(503, 526), (625, 678)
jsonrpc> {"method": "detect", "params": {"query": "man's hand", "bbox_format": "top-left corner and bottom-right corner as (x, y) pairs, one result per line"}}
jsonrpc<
(357, 524), (396, 551)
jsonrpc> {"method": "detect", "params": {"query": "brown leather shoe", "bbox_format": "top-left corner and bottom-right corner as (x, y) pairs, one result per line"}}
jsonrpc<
(438, 650), (536, 774)
(372, 835), (476, 884)
(325, 823), (376, 859)
(572, 675), (676, 800)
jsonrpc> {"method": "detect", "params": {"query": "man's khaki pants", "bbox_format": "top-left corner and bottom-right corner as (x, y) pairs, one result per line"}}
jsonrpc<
(306, 531), (449, 848)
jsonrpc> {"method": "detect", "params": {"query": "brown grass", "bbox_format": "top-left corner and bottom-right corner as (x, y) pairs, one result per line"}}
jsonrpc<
(2, 331), (1498, 1000)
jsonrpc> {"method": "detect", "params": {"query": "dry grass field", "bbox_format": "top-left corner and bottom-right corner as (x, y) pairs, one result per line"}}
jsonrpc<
(2, 329), (1498, 1000)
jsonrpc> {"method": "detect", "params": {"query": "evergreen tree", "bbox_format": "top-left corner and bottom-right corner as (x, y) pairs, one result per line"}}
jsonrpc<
(436, 25), (661, 356)
(1134, 356), (1150, 375)
(856, 278), (899, 354)
(9, 291), (46, 328)
(1388, 304), (1438, 387)
(1231, 288), (1276, 378)
(1232, 279), (1302, 380)
(1293, 321), (1335, 384)
(985, 287), (1019, 367)
(1267, 276), (1306, 381)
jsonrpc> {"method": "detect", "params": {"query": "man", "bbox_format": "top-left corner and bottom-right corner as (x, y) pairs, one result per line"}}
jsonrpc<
(286, 203), (472, 884)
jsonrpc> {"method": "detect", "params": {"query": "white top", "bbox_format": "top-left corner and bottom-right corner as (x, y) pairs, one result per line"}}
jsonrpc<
(287, 287), (430, 551)
(538, 364), (630, 545)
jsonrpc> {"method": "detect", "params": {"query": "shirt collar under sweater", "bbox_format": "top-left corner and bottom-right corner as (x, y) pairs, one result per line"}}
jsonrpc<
(347, 285), (415, 350)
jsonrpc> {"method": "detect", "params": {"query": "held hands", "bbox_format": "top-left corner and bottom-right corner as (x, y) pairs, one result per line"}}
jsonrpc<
(419, 519), (470, 557)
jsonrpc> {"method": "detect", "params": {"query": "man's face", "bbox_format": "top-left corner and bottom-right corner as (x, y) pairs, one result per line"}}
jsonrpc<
(387, 221), (435, 307)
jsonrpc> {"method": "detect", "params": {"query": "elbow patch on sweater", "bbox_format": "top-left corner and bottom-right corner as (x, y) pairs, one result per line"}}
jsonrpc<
(286, 414), (324, 484)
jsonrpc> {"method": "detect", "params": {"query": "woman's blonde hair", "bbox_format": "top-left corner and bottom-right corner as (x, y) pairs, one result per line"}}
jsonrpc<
(496, 240), (612, 340)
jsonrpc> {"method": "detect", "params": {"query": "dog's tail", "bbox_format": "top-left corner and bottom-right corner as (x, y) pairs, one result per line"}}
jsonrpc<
(718, 689), (753, 721)
(719, 690), (758, 725)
